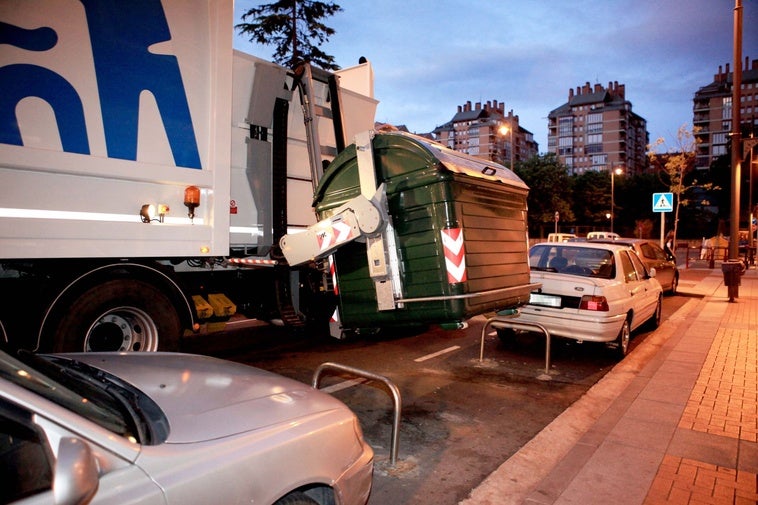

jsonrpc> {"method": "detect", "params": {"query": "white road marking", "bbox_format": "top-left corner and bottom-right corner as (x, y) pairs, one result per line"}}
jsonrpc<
(414, 345), (461, 363)
(320, 378), (368, 393)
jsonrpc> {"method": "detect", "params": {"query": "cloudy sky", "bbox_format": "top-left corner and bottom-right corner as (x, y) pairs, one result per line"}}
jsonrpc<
(233, 1), (758, 153)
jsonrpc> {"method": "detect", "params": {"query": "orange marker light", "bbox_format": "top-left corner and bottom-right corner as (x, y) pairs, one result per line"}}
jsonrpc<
(184, 186), (200, 222)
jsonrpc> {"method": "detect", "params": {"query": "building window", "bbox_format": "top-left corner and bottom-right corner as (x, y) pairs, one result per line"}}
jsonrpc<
(559, 117), (573, 136)
(722, 97), (732, 120)
(586, 144), (603, 154)
(587, 133), (602, 144)
(591, 154), (607, 166)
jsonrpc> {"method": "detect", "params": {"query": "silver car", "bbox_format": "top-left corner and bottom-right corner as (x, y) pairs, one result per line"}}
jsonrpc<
(0, 350), (373, 505)
(589, 237), (679, 294)
(514, 242), (663, 358)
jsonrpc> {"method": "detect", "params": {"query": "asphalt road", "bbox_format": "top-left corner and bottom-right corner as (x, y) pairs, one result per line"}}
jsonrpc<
(185, 292), (692, 505)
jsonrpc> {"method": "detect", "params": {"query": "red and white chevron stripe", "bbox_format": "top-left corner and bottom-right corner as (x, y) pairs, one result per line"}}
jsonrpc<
(329, 255), (339, 295)
(441, 227), (467, 283)
(317, 220), (353, 252)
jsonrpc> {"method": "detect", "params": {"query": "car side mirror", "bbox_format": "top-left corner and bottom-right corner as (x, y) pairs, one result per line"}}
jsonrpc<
(54, 437), (99, 505)
(648, 267), (657, 278)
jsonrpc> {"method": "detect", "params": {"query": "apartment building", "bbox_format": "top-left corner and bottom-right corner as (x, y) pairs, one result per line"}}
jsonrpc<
(547, 81), (649, 176)
(693, 57), (758, 169)
(431, 100), (538, 168)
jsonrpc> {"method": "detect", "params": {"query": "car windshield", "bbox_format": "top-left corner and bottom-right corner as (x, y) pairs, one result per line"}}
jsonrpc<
(530, 245), (615, 279)
(0, 349), (168, 445)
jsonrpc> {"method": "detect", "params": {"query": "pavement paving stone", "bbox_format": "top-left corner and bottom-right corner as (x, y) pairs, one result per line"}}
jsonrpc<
(462, 264), (758, 505)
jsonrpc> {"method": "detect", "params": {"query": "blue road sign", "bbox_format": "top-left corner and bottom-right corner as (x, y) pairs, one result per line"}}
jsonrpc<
(652, 192), (673, 213)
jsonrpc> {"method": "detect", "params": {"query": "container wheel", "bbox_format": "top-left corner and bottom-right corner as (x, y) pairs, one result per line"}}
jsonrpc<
(50, 279), (181, 352)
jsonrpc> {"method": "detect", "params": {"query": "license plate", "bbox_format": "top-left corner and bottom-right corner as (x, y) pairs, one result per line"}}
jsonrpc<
(529, 293), (561, 308)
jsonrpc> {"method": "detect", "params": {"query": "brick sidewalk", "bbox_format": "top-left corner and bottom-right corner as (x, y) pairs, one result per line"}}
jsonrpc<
(644, 272), (758, 504)
(462, 267), (758, 505)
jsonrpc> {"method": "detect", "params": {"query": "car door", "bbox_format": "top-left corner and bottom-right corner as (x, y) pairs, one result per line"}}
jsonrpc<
(639, 242), (673, 289)
(1, 394), (166, 505)
(618, 250), (658, 329)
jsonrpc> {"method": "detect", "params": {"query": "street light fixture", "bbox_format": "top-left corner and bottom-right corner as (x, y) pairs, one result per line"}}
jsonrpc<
(610, 165), (623, 234)
(497, 123), (514, 171)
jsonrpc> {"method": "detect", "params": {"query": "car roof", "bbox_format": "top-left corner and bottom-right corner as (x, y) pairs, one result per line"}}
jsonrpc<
(588, 237), (653, 246)
(531, 241), (633, 252)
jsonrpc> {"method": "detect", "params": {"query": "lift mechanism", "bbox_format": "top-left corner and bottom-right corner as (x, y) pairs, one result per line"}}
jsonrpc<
(279, 130), (401, 311)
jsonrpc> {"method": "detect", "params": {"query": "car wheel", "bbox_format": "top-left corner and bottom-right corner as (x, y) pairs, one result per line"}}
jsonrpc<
(274, 492), (320, 505)
(496, 327), (517, 344)
(647, 296), (662, 330)
(668, 274), (678, 295)
(612, 319), (631, 359)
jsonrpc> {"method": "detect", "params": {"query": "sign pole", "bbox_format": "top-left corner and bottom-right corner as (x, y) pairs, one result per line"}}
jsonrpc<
(652, 192), (673, 249)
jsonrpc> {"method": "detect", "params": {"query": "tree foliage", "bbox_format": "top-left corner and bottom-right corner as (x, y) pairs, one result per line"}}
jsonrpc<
(236, 0), (342, 70)
(514, 153), (574, 236)
(648, 124), (715, 245)
(514, 157), (671, 239)
(571, 170), (611, 225)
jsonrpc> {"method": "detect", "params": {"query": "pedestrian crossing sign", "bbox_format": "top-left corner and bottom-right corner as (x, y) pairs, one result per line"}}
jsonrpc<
(652, 192), (673, 212)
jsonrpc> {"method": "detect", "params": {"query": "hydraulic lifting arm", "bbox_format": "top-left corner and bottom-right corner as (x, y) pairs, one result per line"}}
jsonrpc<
(280, 130), (402, 311)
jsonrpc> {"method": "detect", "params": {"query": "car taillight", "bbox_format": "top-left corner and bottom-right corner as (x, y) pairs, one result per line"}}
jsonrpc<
(580, 295), (609, 311)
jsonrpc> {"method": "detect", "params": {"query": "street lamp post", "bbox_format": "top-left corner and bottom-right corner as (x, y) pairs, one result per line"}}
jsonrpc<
(610, 166), (623, 234)
(497, 123), (514, 171)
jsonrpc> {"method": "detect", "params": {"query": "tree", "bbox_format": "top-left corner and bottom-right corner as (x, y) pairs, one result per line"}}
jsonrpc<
(571, 170), (611, 227)
(648, 124), (715, 247)
(237, 1), (343, 70)
(614, 172), (667, 238)
(514, 154), (574, 237)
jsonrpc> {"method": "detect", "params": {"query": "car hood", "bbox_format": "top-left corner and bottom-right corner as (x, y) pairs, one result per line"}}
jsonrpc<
(67, 353), (344, 444)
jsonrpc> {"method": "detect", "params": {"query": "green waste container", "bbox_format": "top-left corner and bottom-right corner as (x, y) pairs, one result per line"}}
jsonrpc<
(314, 132), (534, 330)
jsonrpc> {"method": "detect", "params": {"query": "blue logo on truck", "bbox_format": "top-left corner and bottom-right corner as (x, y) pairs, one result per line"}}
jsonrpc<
(0, 0), (202, 169)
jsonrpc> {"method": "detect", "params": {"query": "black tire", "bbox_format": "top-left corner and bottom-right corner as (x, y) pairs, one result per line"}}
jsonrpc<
(668, 274), (678, 295)
(647, 296), (662, 330)
(50, 279), (181, 352)
(496, 327), (517, 344)
(274, 492), (320, 505)
(611, 319), (631, 359)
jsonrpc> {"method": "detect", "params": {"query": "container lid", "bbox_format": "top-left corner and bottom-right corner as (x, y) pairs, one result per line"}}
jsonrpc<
(315, 131), (528, 204)
(399, 132), (528, 189)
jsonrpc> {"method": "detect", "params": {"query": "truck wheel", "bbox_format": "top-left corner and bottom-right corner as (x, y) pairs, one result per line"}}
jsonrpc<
(51, 279), (181, 352)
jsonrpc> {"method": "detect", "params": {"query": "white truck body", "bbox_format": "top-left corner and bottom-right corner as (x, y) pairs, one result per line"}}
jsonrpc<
(0, 0), (377, 351)
(0, 0), (376, 259)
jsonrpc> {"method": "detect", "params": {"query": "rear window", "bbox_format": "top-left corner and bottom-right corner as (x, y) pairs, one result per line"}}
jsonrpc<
(640, 243), (666, 261)
(530, 245), (615, 279)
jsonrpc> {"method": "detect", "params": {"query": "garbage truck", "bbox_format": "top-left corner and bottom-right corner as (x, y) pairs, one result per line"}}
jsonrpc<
(0, 0), (535, 353)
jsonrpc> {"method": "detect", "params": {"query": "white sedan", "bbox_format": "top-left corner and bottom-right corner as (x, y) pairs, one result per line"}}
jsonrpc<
(513, 242), (663, 357)
(0, 349), (373, 505)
